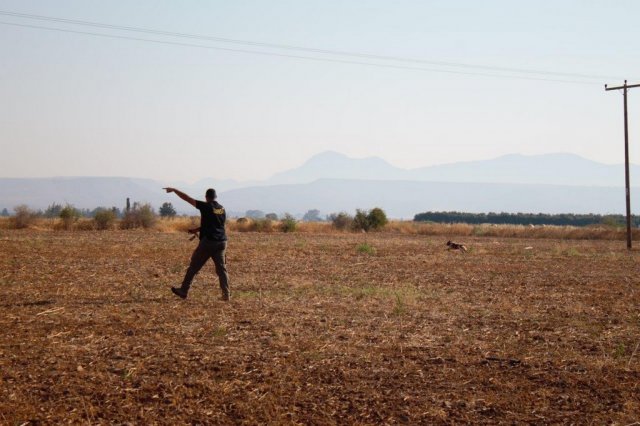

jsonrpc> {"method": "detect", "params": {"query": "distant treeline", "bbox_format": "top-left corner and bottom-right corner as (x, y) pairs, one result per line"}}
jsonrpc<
(413, 211), (640, 227)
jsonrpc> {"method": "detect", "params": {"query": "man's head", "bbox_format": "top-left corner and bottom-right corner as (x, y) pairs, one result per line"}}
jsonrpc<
(205, 188), (217, 202)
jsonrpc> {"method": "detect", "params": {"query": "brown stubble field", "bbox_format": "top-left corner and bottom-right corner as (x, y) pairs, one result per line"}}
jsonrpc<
(1, 229), (639, 424)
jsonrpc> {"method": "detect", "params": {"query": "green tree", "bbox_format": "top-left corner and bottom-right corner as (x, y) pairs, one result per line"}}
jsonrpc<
(353, 209), (370, 232)
(280, 213), (297, 233)
(302, 209), (322, 222)
(367, 207), (388, 230)
(44, 203), (63, 218)
(59, 204), (80, 230)
(159, 202), (177, 218)
(246, 210), (265, 219)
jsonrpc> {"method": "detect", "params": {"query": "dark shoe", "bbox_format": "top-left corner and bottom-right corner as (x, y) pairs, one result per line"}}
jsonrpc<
(171, 287), (188, 299)
(220, 293), (230, 302)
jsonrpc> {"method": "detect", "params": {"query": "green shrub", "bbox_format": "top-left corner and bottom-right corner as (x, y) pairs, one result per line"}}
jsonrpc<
(12, 205), (36, 229)
(329, 212), (353, 230)
(280, 213), (297, 233)
(392, 292), (406, 316)
(352, 208), (388, 231)
(59, 205), (80, 230)
(353, 209), (371, 232)
(121, 203), (157, 229)
(94, 209), (117, 230)
(252, 218), (273, 232)
(368, 207), (388, 230)
(356, 242), (376, 255)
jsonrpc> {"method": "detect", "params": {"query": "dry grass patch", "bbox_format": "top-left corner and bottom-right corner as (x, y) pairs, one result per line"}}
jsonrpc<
(2, 216), (638, 241)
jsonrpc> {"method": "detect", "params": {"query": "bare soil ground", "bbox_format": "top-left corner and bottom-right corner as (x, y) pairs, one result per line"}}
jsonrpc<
(1, 230), (639, 424)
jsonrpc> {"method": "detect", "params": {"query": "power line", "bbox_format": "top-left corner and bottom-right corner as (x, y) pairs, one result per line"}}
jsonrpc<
(0, 21), (604, 86)
(0, 9), (623, 82)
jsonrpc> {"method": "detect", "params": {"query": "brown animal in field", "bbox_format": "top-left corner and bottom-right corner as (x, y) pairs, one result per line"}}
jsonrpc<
(446, 240), (467, 253)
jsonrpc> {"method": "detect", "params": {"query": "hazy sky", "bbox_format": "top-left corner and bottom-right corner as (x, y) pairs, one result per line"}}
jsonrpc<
(1, 0), (640, 182)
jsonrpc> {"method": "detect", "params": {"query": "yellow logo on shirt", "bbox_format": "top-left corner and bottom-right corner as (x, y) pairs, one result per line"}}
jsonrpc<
(213, 208), (225, 215)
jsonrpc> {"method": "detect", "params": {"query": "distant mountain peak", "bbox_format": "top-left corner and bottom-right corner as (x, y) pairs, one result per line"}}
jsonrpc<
(261, 150), (636, 187)
(305, 150), (389, 164)
(308, 150), (348, 160)
(302, 151), (350, 166)
(268, 151), (402, 184)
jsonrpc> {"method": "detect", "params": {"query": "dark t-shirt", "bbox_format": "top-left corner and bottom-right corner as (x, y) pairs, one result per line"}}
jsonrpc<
(195, 200), (227, 241)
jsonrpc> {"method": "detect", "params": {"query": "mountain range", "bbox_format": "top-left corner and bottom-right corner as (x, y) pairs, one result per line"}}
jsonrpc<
(264, 151), (638, 187)
(1, 152), (637, 218)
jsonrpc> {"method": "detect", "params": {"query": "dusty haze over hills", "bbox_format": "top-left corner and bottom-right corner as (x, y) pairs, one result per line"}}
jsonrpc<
(0, 152), (637, 218)
(264, 151), (637, 187)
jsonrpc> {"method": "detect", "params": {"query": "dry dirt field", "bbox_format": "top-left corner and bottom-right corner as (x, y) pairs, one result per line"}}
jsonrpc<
(1, 229), (639, 424)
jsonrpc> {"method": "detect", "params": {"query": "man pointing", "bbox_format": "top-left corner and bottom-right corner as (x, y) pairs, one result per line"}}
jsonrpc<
(163, 187), (230, 301)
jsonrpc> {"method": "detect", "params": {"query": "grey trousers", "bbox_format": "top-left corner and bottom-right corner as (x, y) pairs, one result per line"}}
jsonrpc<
(181, 239), (229, 296)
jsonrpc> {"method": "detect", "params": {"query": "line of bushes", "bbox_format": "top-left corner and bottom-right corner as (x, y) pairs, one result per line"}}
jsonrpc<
(4, 203), (390, 233)
(222, 208), (389, 233)
(328, 208), (388, 231)
(414, 211), (640, 227)
(5, 203), (157, 230)
(234, 213), (298, 233)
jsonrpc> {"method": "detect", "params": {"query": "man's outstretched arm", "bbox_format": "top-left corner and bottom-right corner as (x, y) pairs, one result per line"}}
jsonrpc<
(163, 187), (196, 208)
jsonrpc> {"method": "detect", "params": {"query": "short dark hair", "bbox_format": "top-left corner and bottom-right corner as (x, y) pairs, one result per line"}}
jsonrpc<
(205, 188), (216, 200)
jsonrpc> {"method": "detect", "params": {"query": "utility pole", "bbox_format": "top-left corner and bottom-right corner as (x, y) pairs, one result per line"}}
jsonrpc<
(605, 80), (640, 250)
